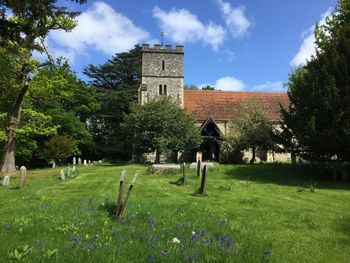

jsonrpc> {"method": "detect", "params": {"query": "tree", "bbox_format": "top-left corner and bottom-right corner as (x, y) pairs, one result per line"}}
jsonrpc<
(0, 0), (86, 174)
(184, 84), (199, 90)
(122, 97), (202, 163)
(43, 135), (77, 164)
(83, 45), (141, 160)
(201, 85), (215, 91)
(280, 0), (350, 163)
(226, 99), (275, 163)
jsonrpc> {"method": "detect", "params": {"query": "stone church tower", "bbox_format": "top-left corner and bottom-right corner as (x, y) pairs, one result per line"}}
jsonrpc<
(138, 44), (184, 107)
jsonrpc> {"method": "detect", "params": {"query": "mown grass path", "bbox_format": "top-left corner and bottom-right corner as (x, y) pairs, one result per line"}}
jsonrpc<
(0, 163), (349, 262)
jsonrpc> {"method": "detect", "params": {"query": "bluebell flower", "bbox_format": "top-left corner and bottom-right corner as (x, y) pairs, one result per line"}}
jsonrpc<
(218, 235), (235, 248)
(160, 250), (168, 257)
(191, 232), (199, 242)
(147, 254), (155, 262)
(148, 218), (155, 230)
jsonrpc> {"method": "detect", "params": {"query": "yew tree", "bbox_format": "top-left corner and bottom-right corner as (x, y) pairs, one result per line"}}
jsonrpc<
(0, 0), (85, 174)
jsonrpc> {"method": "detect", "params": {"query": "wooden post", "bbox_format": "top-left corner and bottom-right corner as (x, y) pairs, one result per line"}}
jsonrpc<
(182, 162), (186, 185)
(197, 159), (201, 177)
(200, 165), (207, 195)
(119, 173), (138, 220)
(19, 166), (26, 189)
(116, 170), (126, 219)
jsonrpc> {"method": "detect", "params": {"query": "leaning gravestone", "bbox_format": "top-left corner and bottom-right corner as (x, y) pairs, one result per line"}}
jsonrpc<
(78, 157), (82, 165)
(60, 170), (65, 180)
(19, 166), (27, 189)
(84, 159), (87, 166)
(2, 175), (10, 187)
(73, 156), (76, 166)
(51, 161), (56, 168)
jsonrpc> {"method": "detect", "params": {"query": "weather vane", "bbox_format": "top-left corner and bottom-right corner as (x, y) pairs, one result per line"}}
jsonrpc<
(160, 31), (165, 47)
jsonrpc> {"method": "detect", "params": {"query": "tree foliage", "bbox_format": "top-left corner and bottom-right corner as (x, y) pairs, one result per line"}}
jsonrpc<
(0, 0), (85, 173)
(280, 0), (350, 162)
(83, 45), (141, 160)
(122, 97), (202, 163)
(43, 135), (78, 164)
(225, 99), (275, 163)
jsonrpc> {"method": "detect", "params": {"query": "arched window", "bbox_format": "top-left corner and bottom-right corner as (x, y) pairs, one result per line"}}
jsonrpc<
(159, 85), (163, 95)
(164, 85), (167, 95)
(162, 60), (165, 70)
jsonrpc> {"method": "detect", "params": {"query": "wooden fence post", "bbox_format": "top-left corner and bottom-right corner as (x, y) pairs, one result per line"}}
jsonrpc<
(197, 159), (201, 177)
(182, 163), (186, 185)
(119, 173), (138, 219)
(19, 166), (27, 189)
(200, 165), (207, 195)
(116, 170), (126, 219)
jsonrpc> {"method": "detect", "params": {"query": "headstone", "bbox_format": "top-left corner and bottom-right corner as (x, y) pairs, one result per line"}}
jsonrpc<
(2, 175), (10, 186)
(67, 165), (71, 177)
(60, 170), (65, 180)
(182, 162), (186, 185)
(52, 161), (56, 168)
(19, 166), (27, 189)
(72, 165), (76, 173)
(116, 170), (126, 219)
(88, 160), (91, 165)
(84, 159), (87, 166)
(99, 160), (102, 163)
(78, 157), (82, 165)
(200, 165), (207, 195)
(196, 159), (201, 177)
(73, 156), (76, 166)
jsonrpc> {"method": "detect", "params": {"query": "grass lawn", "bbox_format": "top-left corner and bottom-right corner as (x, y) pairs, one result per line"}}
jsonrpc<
(0, 163), (350, 262)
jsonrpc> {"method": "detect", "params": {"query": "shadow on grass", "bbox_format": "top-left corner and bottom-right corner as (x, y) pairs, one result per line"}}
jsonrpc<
(169, 177), (185, 186)
(224, 163), (350, 190)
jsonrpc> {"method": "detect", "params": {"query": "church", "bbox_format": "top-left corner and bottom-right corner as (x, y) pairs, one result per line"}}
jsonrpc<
(138, 44), (290, 163)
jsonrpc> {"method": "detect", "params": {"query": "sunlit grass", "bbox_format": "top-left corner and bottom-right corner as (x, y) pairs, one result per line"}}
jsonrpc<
(0, 163), (350, 262)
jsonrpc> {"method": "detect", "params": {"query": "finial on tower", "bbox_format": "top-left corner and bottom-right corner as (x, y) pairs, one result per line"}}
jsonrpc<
(160, 31), (165, 47)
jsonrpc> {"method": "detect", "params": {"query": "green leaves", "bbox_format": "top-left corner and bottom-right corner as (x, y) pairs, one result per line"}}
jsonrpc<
(123, 97), (202, 159)
(281, 0), (350, 162)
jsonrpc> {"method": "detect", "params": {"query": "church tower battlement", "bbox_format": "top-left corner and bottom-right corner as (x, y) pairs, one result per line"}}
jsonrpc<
(138, 44), (184, 107)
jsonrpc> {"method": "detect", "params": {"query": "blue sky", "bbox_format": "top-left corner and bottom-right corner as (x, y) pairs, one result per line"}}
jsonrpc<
(46, 0), (337, 92)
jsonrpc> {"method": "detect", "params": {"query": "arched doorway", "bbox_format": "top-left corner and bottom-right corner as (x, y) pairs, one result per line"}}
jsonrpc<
(199, 117), (221, 162)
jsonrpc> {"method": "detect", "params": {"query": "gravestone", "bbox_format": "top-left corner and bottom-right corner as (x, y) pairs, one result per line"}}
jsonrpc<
(67, 165), (71, 177)
(200, 165), (207, 195)
(73, 156), (76, 166)
(78, 157), (82, 165)
(19, 166), (27, 188)
(60, 170), (65, 180)
(72, 165), (76, 173)
(2, 175), (10, 186)
(83, 159), (87, 166)
(88, 160), (91, 165)
(52, 161), (56, 168)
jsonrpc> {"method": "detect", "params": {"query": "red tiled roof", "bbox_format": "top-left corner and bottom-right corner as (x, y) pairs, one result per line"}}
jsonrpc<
(184, 90), (289, 122)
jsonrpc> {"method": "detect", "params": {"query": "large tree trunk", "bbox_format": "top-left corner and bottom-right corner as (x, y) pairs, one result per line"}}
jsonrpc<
(155, 149), (160, 164)
(250, 147), (256, 164)
(1, 78), (29, 174)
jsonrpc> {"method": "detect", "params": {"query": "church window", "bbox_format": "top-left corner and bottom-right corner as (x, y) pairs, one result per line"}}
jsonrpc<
(159, 85), (163, 95)
(164, 85), (167, 95)
(162, 60), (165, 70)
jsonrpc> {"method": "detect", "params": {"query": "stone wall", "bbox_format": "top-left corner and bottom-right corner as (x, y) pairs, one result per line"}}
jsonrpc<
(139, 44), (184, 107)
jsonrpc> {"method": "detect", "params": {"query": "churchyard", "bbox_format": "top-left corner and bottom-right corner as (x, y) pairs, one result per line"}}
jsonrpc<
(1, 163), (350, 262)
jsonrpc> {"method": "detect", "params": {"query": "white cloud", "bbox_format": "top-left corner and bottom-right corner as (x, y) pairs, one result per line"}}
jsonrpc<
(216, 0), (251, 38)
(215, 76), (246, 91)
(290, 8), (332, 67)
(152, 6), (226, 51)
(251, 81), (284, 92)
(48, 2), (149, 58)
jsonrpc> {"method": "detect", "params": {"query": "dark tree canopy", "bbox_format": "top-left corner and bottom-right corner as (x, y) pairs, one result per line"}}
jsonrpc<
(122, 97), (202, 163)
(84, 45), (142, 160)
(280, 0), (350, 163)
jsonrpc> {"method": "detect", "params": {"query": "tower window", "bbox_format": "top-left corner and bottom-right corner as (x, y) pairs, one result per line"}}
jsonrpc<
(162, 60), (165, 70)
(164, 85), (167, 95)
(159, 85), (163, 95)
